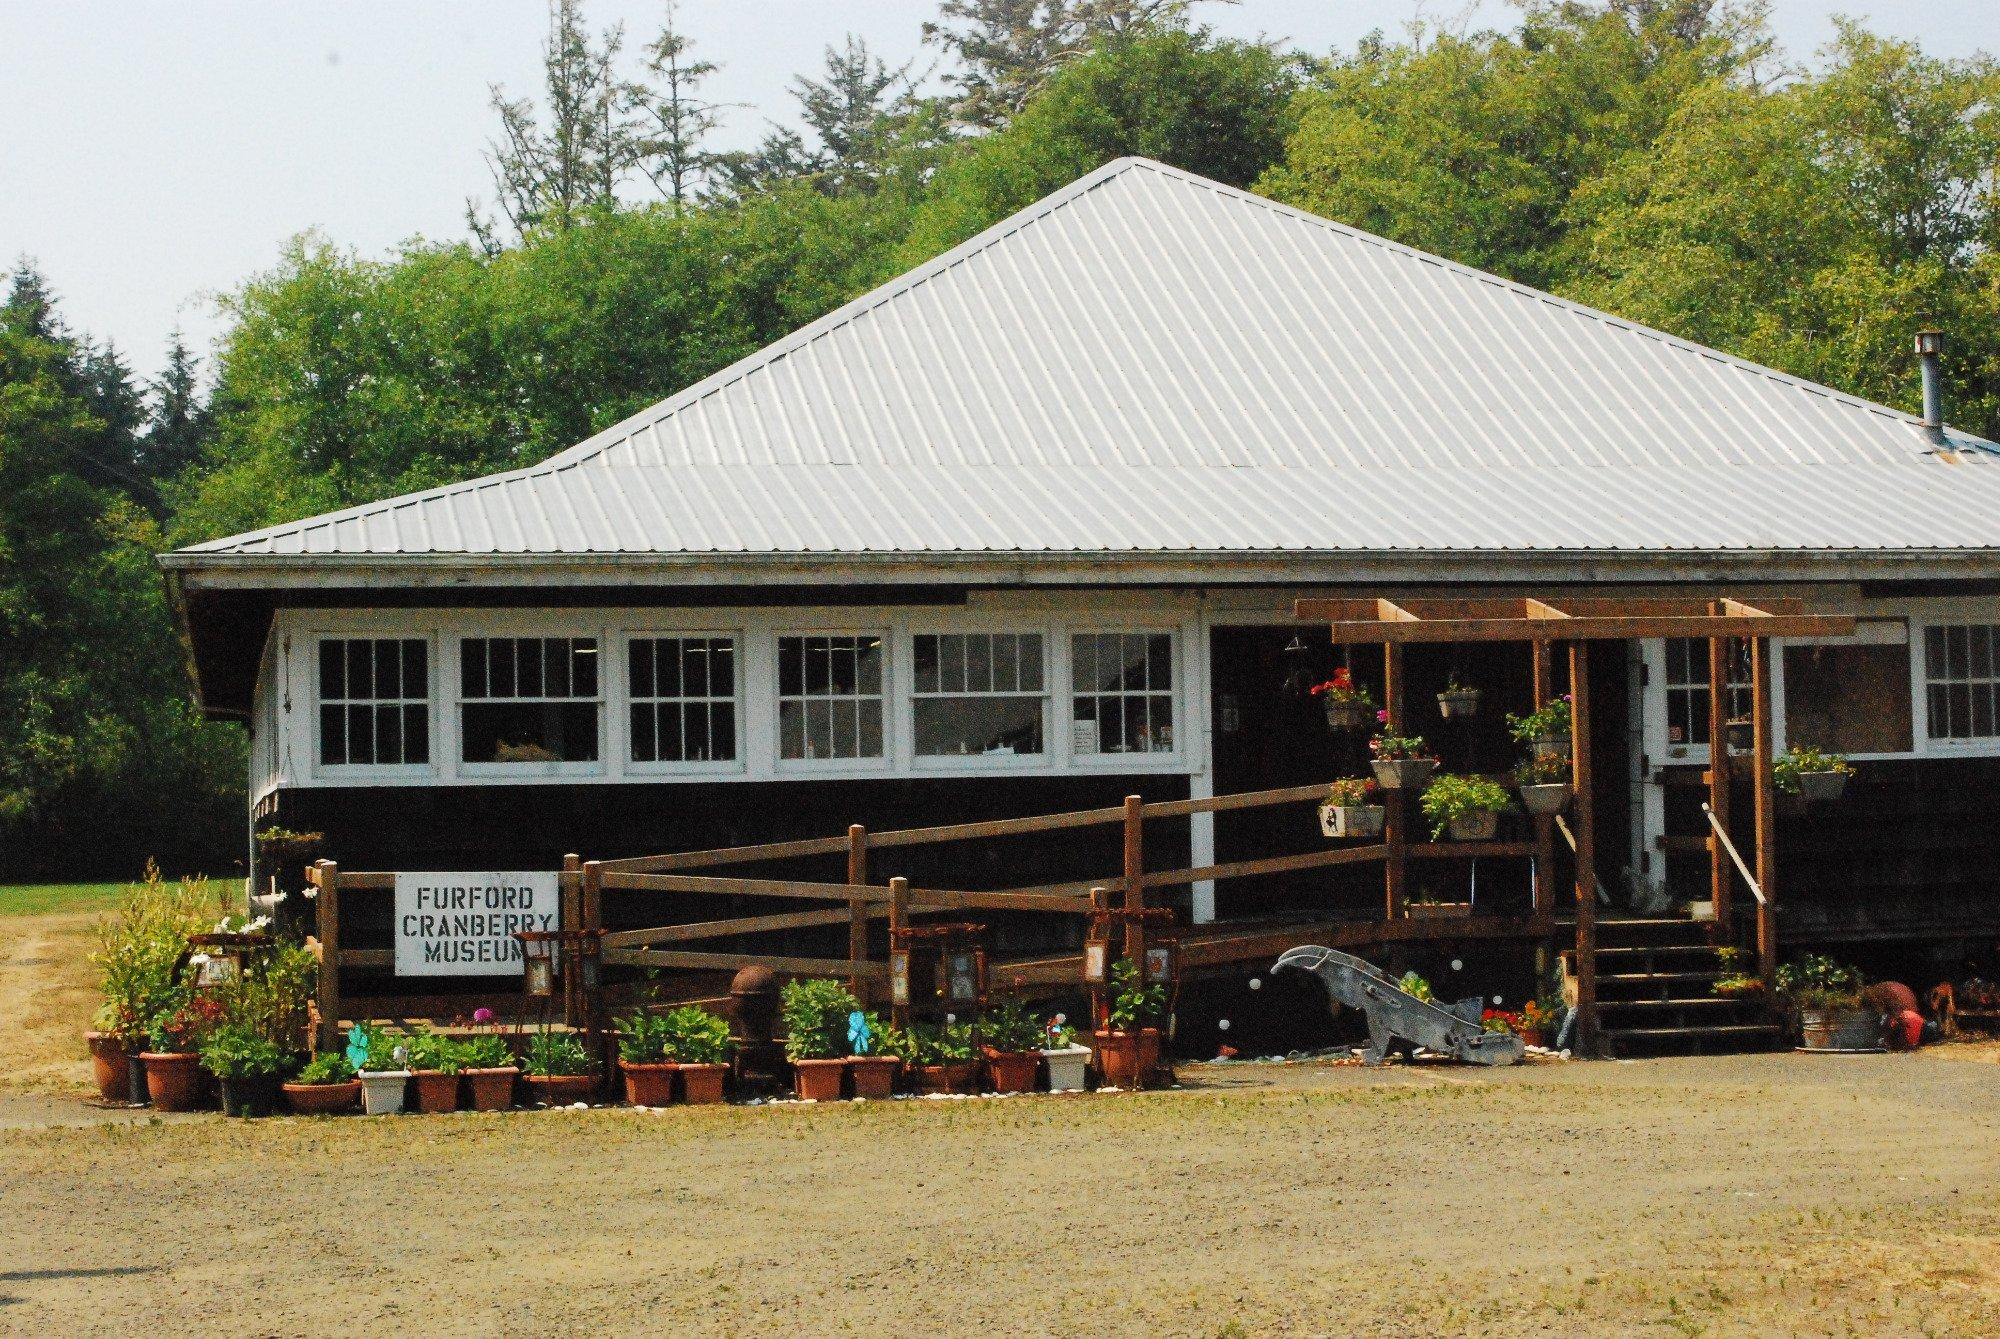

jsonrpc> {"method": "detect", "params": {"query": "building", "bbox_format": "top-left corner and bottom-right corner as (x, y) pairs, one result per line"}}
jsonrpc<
(162, 159), (2000, 1045)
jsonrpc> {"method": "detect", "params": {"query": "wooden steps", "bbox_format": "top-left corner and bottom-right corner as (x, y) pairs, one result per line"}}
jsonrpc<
(1567, 918), (1782, 1058)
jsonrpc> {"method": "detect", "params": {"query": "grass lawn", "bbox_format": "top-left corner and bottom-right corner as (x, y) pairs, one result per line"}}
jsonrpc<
(0, 882), (127, 918)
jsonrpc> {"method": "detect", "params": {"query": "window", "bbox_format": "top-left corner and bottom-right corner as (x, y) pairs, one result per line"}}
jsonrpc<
(1663, 639), (1750, 747)
(778, 634), (884, 761)
(1071, 632), (1176, 755)
(912, 632), (1045, 758)
(318, 638), (429, 767)
(1925, 623), (2000, 741)
(460, 637), (600, 764)
(629, 636), (737, 764)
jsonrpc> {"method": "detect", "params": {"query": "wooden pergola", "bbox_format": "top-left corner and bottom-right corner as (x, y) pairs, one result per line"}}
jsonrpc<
(1294, 596), (1856, 1055)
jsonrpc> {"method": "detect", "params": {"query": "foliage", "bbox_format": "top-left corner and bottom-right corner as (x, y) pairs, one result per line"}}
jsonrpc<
(1369, 734), (1434, 762)
(1713, 974), (1765, 998)
(657, 1005), (732, 1065)
(1481, 1008), (1519, 1034)
(294, 1052), (356, 1085)
(199, 1022), (291, 1080)
(90, 863), (222, 1041)
(1309, 667), (1375, 705)
(1517, 998), (1558, 1034)
(1108, 957), (1166, 1030)
(147, 991), (227, 1054)
(615, 1009), (675, 1064)
(1397, 971), (1433, 1004)
(909, 1020), (976, 1064)
(983, 996), (1045, 1053)
(356, 1024), (408, 1072)
(1420, 773), (1512, 837)
(780, 977), (860, 1061)
(869, 1017), (917, 1063)
(522, 1028), (595, 1076)
(1775, 953), (1865, 1010)
(1324, 776), (1380, 807)
(457, 1034), (517, 1070)
(1512, 753), (1571, 787)
(1506, 697), (1573, 744)
(403, 1029), (463, 1075)
(211, 938), (317, 1055)
(1773, 744), (1855, 795)
(1441, 676), (1478, 697)
(1043, 1013), (1077, 1049)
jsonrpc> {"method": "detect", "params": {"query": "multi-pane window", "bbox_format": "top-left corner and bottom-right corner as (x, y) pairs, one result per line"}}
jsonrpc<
(460, 637), (601, 764)
(318, 638), (429, 767)
(1925, 624), (2000, 741)
(1071, 632), (1176, 755)
(1663, 639), (1751, 747)
(629, 636), (737, 764)
(912, 632), (1045, 758)
(778, 634), (884, 761)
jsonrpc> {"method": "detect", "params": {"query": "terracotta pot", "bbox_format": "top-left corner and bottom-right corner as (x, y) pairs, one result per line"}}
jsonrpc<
(1517, 1027), (1545, 1050)
(678, 1062), (728, 1105)
(463, 1067), (519, 1111)
(219, 1073), (284, 1118)
(86, 1032), (129, 1103)
(283, 1080), (361, 1115)
(141, 1052), (204, 1112)
(523, 1073), (597, 1106)
(922, 1060), (983, 1095)
(846, 1055), (900, 1100)
(984, 1050), (1040, 1094)
(1093, 1031), (1141, 1089)
(620, 1060), (679, 1107)
(1138, 1027), (1167, 1086)
(410, 1070), (461, 1114)
(792, 1057), (846, 1101)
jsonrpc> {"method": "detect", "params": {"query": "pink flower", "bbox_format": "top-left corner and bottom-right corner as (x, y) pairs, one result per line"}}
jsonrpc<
(472, 1007), (494, 1024)
(1375, 708), (1389, 722)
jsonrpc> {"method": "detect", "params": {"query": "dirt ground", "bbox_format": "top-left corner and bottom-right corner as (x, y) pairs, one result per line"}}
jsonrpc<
(6, 901), (2000, 1337)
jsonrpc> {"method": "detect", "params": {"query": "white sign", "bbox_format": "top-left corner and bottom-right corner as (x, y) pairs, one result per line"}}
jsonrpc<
(394, 872), (560, 977)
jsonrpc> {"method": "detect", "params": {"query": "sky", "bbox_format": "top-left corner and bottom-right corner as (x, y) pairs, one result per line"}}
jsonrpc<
(0, 1), (1991, 384)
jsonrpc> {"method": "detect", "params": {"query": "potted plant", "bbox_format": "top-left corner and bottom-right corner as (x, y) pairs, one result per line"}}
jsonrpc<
(1041, 1014), (1091, 1093)
(908, 1020), (980, 1094)
(981, 997), (1044, 1094)
(283, 1051), (361, 1115)
(89, 865), (218, 1105)
(1420, 773), (1511, 841)
(659, 1006), (732, 1104)
(351, 1024), (413, 1115)
(781, 977), (857, 1101)
(1309, 668), (1377, 732)
(1515, 998), (1557, 1049)
(201, 1022), (291, 1117)
(1774, 744), (1854, 803)
(1776, 954), (1878, 1050)
(1507, 696), (1572, 759)
(142, 992), (225, 1112)
(844, 1011), (901, 1099)
(404, 1029), (464, 1114)
(1318, 776), (1385, 838)
(1437, 675), (1482, 719)
(615, 1008), (679, 1106)
(1093, 959), (1167, 1090)
(457, 1031), (520, 1111)
(521, 1028), (598, 1105)
(1368, 734), (1438, 790)
(1512, 752), (1573, 816)
(1481, 1008), (1519, 1037)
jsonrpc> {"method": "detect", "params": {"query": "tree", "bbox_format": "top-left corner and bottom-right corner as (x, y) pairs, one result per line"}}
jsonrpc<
(790, 36), (922, 195)
(632, 0), (725, 209)
(136, 334), (213, 483)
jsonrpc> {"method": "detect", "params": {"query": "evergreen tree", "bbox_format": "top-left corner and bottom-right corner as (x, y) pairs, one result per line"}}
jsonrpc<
(633, 0), (726, 209)
(790, 36), (920, 196)
(137, 334), (213, 482)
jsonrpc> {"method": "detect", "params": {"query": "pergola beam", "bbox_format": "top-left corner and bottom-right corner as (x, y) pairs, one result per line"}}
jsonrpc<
(1294, 595), (1855, 643)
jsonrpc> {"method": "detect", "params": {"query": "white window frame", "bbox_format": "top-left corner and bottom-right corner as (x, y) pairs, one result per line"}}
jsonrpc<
(1065, 627), (1185, 767)
(1916, 619), (2000, 749)
(773, 628), (892, 773)
(620, 630), (745, 775)
(456, 634), (607, 779)
(904, 627), (1051, 771)
(310, 633), (437, 781)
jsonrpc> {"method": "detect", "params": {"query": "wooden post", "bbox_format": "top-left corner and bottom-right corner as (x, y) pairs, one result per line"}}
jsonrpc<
(1089, 885), (1111, 1033)
(1707, 636), (1733, 938)
(888, 876), (909, 1029)
(1383, 642), (1408, 920)
(1750, 636), (1779, 980)
(314, 860), (340, 1052)
(1569, 642), (1600, 1057)
(1530, 643), (1554, 917)
(1122, 795), (1145, 968)
(579, 858), (604, 1035)
(847, 825), (870, 1004)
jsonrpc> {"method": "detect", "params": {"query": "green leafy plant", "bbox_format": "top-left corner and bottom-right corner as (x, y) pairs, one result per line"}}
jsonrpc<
(780, 977), (859, 1061)
(909, 1020), (975, 1064)
(199, 1022), (290, 1080)
(1775, 954), (1864, 1010)
(1512, 753), (1570, 786)
(1506, 696), (1572, 744)
(294, 1052), (356, 1085)
(1369, 733), (1435, 761)
(1419, 773), (1512, 838)
(457, 1034), (516, 1069)
(1442, 675), (1478, 696)
(404, 1029), (462, 1075)
(1309, 667), (1375, 705)
(148, 990), (227, 1054)
(1773, 744), (1855, 795)
(522, 1029), (594, 1077)
(658, 1006), (732, 1065)
(90, 863), (224, 1044)
(1324, 776), (1380, 807)
(1108, 958), (1167, 1031)
(1043, 1014), (1077, 1049)
(615, 1009), (674, 1064)
(1398, 971), (1434, 1003)
(982, 997), (1044, 1053)
(869, 1017), (917, 1063)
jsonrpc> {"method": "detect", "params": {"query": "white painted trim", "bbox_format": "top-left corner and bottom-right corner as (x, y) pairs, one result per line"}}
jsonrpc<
(618, 629), (748, 776)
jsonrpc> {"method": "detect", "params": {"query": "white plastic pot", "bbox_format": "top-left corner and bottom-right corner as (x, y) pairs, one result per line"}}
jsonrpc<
(1041, 1045), (1092, 1093)
(357, 1069), (411, 1115)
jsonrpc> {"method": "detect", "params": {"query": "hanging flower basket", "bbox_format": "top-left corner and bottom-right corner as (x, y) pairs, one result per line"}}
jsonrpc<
(1517, 782), (1573, 815)
(1445, 810), (1501, 841)
(1371, 758), (1436, 790)
(1437, 687), (1482, 719)
(1796, 770), (1849, 802)
(1322, 697), (1376, 733)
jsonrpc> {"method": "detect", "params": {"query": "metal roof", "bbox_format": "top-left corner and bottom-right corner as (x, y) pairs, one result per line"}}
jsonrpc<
(171, 157), (2000, 568)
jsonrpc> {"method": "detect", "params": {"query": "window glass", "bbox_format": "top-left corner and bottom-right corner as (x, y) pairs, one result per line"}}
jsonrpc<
(1663, 638), (1751, 747)
(1071, 632), (1176, 755)
(1924, 624), (2000, 741)
(629, 636), (737, 764)
(318, 638), (429, 766)
(460, 637), (601, 764)
(778, 635), (885, 760)
(912, 633), (1045, 757)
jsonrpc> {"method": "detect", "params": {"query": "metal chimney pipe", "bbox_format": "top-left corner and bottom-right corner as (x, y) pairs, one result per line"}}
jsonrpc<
(1915, 328), (1945, 430)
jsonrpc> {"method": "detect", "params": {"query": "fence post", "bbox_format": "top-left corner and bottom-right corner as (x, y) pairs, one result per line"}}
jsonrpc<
(314, 860), (340, 1053)
(847, 825), (870, 1004)
(579, 858), (604, 1036)
(888, 876), (909, 1029)
(1123, 795), (1144, 969)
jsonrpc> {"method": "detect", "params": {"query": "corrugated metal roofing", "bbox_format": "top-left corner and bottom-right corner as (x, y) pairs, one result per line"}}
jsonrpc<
(175, 157), (2000, 564)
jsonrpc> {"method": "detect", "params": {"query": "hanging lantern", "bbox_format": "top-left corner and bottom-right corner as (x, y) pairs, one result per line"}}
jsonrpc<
(1143, 937), (1179, 986)
(517, 930), (558, 998)
(946, 948), (984, 1005)
(575, 929), (604, 991)
(1280, 634), (1315, 698)
(889, 948), (912, 1006)
(1082, 919), (1112, 985)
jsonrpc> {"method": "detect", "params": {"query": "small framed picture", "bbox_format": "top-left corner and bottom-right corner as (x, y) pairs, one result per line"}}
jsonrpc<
(889, 949), (911, 1006)
(1082, 941), (1109, 984)
(1144, 945), (1174, 984)
(947, 951), (980, 1004)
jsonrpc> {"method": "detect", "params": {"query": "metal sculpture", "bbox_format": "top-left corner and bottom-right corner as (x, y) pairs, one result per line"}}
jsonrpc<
(1273, 945), (1524, 1066)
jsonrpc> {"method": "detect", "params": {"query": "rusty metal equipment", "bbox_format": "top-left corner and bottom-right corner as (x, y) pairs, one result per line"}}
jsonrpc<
(1274, 945), (1523, 1066)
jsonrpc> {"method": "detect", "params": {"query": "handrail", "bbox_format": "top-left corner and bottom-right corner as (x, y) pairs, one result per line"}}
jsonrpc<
(1552, 815), (1613, 904)
(1701, 803), (1768, 906)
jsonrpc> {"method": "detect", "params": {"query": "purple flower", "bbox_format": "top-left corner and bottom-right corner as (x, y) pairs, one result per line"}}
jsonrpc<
(1375, 708), (1390, 722)
(472, 1007), (494, 1024)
